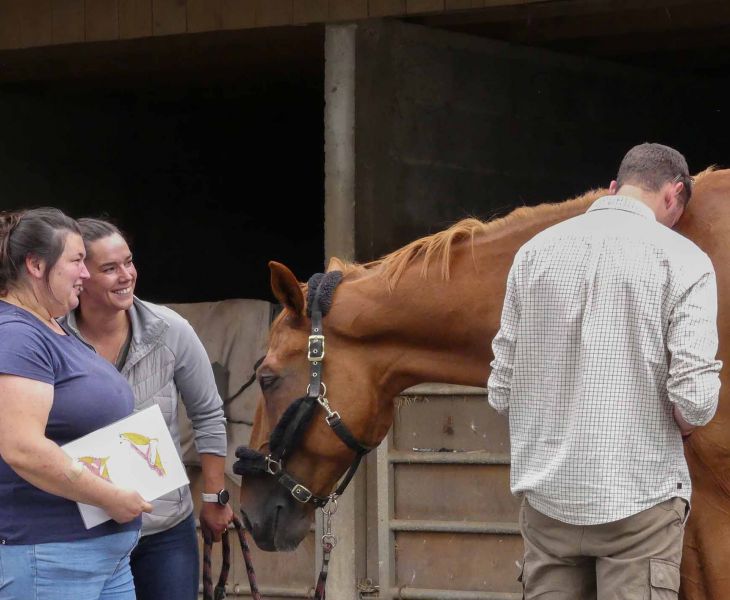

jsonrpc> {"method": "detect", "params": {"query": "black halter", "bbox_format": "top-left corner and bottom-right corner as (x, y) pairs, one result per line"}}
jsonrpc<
(233, 271), (372, 508)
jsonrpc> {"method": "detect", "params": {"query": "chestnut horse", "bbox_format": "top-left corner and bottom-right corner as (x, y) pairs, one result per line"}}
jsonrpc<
(240, 169), (730, 600)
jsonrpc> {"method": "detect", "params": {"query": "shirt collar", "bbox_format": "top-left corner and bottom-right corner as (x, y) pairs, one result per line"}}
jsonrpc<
(587, 195), (656, 221)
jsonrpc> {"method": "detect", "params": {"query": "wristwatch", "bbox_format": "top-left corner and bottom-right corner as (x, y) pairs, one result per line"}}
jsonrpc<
(201, 489), (230, 506)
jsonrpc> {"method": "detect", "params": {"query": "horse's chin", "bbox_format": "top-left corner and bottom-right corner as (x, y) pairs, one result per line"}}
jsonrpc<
(242, 508), (310, 552)
(240, 479), (314, 552)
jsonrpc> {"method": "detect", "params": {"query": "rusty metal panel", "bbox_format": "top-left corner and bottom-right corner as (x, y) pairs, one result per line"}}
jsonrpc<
(393, 394), (510, 454)
(381, 385), (522, 598)
(394, 531), (523, 593)
(394, 464), (519, 523)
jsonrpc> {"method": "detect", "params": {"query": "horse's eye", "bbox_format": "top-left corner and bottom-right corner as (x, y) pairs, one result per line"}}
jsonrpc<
(259, 373), (279, 391)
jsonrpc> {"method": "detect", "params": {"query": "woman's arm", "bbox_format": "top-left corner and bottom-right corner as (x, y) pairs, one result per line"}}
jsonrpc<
(0, 374), (151, 523)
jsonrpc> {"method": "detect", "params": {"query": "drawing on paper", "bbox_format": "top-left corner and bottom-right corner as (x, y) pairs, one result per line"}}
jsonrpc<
(120, 432), (167, 477)
(78, 456), (111, 481)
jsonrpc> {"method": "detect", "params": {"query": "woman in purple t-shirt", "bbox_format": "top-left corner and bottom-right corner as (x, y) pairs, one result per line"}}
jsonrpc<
(0, 208), (152, 600)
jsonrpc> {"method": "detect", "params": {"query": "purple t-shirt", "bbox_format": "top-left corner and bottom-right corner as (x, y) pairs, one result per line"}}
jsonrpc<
(0, 301), (141, 544)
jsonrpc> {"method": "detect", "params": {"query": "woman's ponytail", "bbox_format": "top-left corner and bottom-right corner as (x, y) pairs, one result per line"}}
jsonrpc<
(0, 211), (24, 296)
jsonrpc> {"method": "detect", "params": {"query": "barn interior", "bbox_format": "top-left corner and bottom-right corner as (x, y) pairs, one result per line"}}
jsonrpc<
(0, 0), (727, 303)
(0, 27), (325, 302)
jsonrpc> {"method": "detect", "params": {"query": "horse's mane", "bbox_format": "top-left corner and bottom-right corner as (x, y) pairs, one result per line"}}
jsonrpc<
(336, 188), (605, 289)
(329, 168), (719, 290)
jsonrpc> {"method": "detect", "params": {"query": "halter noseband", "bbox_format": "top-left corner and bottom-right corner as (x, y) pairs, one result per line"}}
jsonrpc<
(234, 271), (372, 508)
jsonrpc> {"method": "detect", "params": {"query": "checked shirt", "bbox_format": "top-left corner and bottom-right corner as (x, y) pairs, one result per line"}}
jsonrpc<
(488, 195), (722, 525)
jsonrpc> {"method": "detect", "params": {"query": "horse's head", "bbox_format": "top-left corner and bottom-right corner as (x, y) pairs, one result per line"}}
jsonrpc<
(239, 260), (395, 551)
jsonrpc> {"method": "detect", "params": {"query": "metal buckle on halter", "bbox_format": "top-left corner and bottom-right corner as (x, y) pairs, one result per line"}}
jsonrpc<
(265, 455), (282, 475)
(290, 483), (314, 504)
(307, 335), (325, 362)
(325, 411), (341, 426)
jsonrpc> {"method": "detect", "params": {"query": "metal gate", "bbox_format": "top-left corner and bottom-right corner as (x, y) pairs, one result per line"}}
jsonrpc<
(376, 384), (522, 600)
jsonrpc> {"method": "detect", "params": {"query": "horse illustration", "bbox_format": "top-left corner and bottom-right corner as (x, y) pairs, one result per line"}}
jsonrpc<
(239, 168), (730, 600)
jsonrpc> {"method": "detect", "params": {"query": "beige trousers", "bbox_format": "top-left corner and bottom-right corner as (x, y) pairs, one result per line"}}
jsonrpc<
(519, 497), (687, 600)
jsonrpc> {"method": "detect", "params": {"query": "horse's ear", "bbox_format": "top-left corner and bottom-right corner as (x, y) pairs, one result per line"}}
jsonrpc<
(326, 256), (346, 272)
(269, 261), (305, 316)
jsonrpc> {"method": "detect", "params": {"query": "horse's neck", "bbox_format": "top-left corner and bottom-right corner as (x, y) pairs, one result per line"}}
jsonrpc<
(333, 198), (596, 397)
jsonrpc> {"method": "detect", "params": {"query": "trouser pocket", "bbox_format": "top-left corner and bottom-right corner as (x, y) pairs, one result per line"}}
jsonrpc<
(649, 559), (680, 599)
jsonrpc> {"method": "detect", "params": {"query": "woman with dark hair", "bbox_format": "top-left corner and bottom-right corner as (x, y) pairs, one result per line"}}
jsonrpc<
(62, 218), (232, 600)
(0, 208), (151, 599)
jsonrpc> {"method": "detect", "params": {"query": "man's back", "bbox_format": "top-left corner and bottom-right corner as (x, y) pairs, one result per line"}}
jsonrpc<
(489, 195), (720, 525)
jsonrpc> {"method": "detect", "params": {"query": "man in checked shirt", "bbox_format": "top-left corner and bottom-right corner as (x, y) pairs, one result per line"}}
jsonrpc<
(487, 143), (722, 600)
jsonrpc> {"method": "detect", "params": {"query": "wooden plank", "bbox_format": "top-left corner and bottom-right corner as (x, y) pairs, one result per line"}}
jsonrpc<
(292, 0), (328, 24)
(221, 0), (256, 29)
(406, 0), (444, 14)
(0, 0), (23, 49)
(21, 0), (53, 47)
(255, 0), (292, 27)
(187, 0), (222, 32)
(152, 0), (186, 36)
(369, 0), (406, 17)
(119, 0), (152, 38)
(445, 0), (472, 9)
(329, 0), (368, 21)
(85, 0), (119, 41)
(52, 0), (84, 44)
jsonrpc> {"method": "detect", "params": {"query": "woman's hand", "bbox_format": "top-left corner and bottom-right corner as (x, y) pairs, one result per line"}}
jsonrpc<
(104, 488), (153, 524)
(200, 501), (234, 542)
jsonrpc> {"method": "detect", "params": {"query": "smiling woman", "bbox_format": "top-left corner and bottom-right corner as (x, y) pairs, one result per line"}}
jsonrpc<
(60, 218), (233, 600)
(0, 208), (150, 600)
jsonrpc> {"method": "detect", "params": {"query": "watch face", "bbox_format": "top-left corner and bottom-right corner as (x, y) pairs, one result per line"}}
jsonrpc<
(218, 489), (230, 505)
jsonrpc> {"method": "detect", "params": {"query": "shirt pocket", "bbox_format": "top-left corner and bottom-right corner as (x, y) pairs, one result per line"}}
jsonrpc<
(650, 559), (680, 600)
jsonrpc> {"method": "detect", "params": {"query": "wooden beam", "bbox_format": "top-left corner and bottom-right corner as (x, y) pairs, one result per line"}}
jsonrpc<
(21, 0), (53, 47)
(221, 0), (256, 29)
(406, 0), (445, 14)
(416, 0), (714, 26)
(85, 0), (119, 41)
(52, 0), (85, 44)
(187, 0), (222, 32)
(152, 0), (186, 36)
(369, 0), (406, 17)
(255, 0), (292, 27)
(119, 0), (152, 38)
(293, 0), (329, 24)
(0, 0), (23, 49)
(445, 0), (475, 9)
(330, 0), (368, 20)
(470, 3), (730, 44)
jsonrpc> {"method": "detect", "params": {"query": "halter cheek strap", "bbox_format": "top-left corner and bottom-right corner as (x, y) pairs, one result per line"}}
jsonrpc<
(233, 270), (372, 509)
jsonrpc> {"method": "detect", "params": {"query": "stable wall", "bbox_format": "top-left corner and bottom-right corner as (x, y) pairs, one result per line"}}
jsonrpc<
(351, 19), (728, 261)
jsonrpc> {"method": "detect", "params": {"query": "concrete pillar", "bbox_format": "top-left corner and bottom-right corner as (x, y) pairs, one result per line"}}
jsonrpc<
(322, 22), (366, 600)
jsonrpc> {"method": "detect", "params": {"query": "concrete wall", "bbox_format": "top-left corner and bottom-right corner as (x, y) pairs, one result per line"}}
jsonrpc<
(351, 19), (728, 260)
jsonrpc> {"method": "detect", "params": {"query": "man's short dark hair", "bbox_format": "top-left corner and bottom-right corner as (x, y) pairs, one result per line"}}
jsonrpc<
(616, 143), (692, 204)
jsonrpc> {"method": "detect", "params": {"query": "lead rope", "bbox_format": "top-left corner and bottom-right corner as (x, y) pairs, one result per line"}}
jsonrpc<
(314, 499), (338, 600)
(202, 516), (262, 600)
(203, 512), (337, 600)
